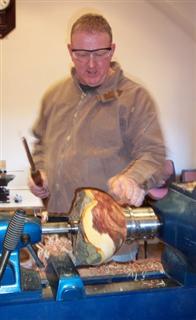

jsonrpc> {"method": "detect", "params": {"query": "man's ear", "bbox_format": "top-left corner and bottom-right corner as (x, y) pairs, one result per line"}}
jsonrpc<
(111, 43), (116, 57)
(67, 43), (72, 55)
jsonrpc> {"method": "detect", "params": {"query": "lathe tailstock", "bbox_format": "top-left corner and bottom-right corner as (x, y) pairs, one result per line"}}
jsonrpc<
(0, 183), (196, 320)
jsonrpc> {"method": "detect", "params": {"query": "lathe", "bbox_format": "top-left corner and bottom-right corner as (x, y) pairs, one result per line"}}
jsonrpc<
(0, 182), (196, 320)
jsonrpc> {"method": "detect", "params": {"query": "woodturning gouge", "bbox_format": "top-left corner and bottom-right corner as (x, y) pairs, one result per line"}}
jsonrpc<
(22, 137), (49, 209)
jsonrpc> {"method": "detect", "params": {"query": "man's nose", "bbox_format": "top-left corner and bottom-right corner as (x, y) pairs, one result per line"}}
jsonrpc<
(88, 53), (96, 67)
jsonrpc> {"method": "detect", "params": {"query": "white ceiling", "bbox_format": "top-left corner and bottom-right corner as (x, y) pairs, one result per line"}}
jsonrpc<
(147, 0), (196, 42)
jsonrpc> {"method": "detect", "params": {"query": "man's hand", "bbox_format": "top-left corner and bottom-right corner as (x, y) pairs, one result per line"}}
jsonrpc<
(108, 175), (145, 207)
(28, 170), (50, 199)
(35, 210), (49, 224)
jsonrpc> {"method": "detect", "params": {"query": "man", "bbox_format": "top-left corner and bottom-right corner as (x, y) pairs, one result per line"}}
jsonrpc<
(29, 13), (166, 215)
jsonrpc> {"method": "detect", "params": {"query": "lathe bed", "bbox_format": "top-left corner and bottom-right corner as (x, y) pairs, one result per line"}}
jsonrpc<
(23, 245), (177, 299)
(20, 230), (168, 294)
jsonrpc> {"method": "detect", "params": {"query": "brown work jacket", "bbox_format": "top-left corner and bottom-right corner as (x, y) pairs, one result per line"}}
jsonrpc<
(32, 62), (166, 213)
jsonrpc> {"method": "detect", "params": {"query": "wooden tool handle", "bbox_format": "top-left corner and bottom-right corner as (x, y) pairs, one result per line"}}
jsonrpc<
(22, 137), (49, 209)
(31, 169), (49, 209)
(31, 170), (44, 187)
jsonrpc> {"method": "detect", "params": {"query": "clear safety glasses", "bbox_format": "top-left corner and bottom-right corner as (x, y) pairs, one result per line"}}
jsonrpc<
(71, 47), (112, 62)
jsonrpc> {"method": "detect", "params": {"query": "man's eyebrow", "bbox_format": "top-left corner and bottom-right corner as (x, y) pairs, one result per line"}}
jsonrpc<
(71, 47), (112, 52)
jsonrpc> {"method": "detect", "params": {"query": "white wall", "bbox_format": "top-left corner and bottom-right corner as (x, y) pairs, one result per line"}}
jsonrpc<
(0, 0), (195, 187)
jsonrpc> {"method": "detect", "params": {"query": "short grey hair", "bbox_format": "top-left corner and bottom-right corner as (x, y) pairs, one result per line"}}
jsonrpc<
(71, 13), (113, 42)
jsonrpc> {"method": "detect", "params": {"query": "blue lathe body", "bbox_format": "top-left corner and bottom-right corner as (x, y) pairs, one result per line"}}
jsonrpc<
(0, 184), (196, 320)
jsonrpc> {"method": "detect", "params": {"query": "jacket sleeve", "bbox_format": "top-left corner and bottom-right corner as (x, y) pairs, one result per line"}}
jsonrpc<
(31, 90), (54, 171)
(31, 79), (66, 171)
(31, 100), (47, 171)
(120, 86), (166, 190)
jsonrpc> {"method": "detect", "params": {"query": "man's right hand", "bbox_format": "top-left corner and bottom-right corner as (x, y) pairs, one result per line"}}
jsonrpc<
(28, 171), (50, 199)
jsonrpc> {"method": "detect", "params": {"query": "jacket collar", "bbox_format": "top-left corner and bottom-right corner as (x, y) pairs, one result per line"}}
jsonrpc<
(71, 61), (124, 102)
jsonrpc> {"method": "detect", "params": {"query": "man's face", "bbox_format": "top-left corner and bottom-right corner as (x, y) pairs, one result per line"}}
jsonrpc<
(68, 31), (115, 87)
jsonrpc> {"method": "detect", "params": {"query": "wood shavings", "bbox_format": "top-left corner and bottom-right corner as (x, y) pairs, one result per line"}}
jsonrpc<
(78, 258), (164, 278)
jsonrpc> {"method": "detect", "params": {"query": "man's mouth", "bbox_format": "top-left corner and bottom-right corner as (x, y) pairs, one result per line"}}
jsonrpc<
(87, 69), (97, 76)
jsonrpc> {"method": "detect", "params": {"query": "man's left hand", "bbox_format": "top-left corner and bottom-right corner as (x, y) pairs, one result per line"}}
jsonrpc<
(108, 175), (145, 207)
